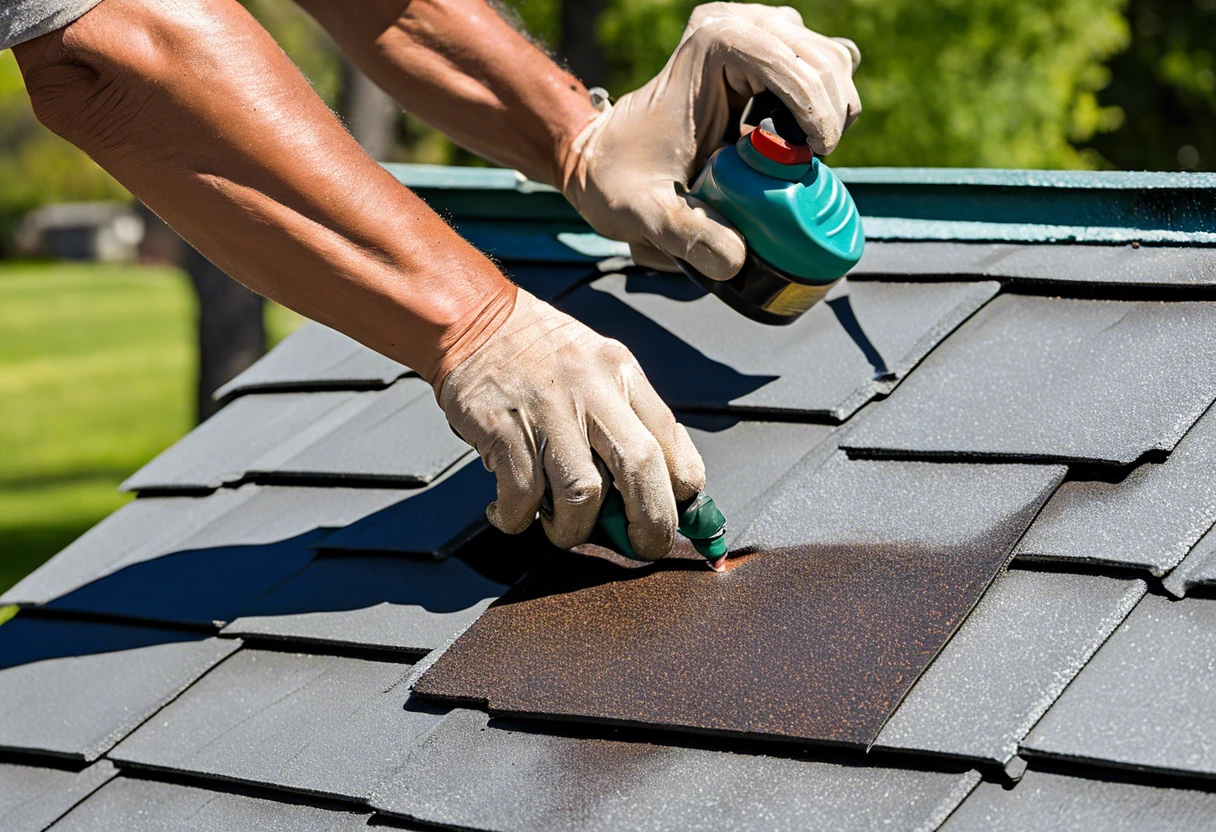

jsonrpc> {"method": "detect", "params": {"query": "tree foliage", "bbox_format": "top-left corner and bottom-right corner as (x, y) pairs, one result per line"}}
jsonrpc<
(598, 0), (1130, 169)
(3, 0), (1214, 244)
(1084, 0), (1216, 171)
(0, 52), (127, 250)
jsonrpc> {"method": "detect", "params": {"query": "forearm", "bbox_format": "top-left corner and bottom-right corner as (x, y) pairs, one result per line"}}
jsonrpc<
(296, 0), (597, 187)
(14, 0), (514, 385)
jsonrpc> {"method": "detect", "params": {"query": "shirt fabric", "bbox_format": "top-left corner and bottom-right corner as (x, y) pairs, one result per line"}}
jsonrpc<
(2, 0), (104, 51)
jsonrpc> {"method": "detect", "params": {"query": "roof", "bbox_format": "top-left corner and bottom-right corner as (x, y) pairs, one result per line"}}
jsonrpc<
(3, 164), (1216, 831)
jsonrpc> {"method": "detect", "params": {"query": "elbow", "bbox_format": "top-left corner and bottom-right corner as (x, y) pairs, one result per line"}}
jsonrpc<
(12, 1), (212, 155)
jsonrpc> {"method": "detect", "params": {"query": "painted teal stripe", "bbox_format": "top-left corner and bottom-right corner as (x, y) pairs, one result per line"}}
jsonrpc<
(384, 163), (1216, 249)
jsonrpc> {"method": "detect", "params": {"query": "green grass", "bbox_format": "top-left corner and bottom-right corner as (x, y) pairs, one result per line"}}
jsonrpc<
(0, 260), (302, 593)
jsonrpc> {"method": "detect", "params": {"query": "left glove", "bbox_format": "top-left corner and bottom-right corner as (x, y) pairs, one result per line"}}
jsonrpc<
(560, 2), (861, 282)
(438, 288), (706, 559)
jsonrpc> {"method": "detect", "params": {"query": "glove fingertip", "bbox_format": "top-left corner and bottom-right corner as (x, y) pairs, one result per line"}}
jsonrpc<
(680, 199), (746, 281)
(486, 502), (534, 536)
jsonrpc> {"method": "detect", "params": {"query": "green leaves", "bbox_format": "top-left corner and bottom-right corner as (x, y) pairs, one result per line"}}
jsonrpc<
(597, 0), (1129, 169)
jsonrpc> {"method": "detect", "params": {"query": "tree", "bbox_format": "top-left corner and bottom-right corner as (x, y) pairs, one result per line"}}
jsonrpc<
(1084, 0), (1216, 171)
(598, 0), (1130, 169)
(0, 52), (127, 254)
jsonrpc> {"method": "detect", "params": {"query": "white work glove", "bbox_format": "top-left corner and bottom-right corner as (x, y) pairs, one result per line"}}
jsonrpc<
(561, 3), (861, 281)
(439, 289), (706, 559)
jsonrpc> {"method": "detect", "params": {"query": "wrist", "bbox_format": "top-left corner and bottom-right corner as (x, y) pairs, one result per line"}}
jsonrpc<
(425, 277), (518, 397)
(550, 91), (603, 194)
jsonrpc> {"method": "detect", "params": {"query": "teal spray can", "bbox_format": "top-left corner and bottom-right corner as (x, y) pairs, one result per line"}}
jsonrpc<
(678, 91), (866, 324)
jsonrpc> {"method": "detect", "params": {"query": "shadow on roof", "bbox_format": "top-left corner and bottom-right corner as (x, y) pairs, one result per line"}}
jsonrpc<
(0, 615), (211, 671)
(38, 526), (519, 624)
(558, 278), (779, 408)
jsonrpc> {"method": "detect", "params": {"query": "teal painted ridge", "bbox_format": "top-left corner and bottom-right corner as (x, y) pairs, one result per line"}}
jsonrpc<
(385, 162), (1216, 193)
(863, 217), (1216, 246)
(384, 163), (1216, 247)
(835, 167), (1216, 190)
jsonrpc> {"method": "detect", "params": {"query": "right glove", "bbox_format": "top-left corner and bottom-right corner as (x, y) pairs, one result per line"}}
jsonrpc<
(437, 288), (706, 560)
(561, 2), (861, 282)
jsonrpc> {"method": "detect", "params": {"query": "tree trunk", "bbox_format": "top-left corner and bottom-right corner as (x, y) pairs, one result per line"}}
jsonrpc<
(185, 248), (265, 422)
(560, 0), (608, 88)
(341, 61), (397, 160)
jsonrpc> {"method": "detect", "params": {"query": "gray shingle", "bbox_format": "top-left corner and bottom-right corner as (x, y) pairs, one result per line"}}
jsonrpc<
(212, 264), (594, 401)
(874, 570), (1145, 766)
(49, 777), (373, 831)
(220, 554), (506, 654)
(1164, 524), (1216, 598)
(370, 708), (981, 832)
(121, 391), (372, 491)
(313, 459), (494, 557)
(1015, 404), (1216, 574)
(841, 295), (1216, 465)
(0, 489), (252, 608)
(1022, 594), (1216, 778)
(680, 415), (835, 543)
(5, 486), (408, 627)
(272, 379), (469, 484)
(0, 617), (237, 761)
(734, 447), (1065, 554)
(110, 649), (446, 801)
(556, 272), (998, 420)
(123, 380), (470, 492)
(853, 241), (1216, 288)
(941, 769), (1216, 832)
(214, 324), (409, 401)
(0, 760), (114, 832)
(316, 415), (833, 559)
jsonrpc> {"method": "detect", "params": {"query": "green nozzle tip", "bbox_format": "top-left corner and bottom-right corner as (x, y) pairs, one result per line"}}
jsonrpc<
(595, 489), (728, 563)
(678, 493), (728, 562)
(692, 536), (728, 559)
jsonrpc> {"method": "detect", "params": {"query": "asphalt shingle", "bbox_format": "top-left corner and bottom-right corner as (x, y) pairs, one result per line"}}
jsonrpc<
(1164, 524), (1216, 598)
(5, 486), (408, 627)
(123, 380), (469, 492)
(874, 570), (1146, 766)
(318, 416), (833, 559)
(271, 378), (469, 484)
(853, 241), (1216, 289)
(556, 271), (998, 420)
(941, 769), (1216, 832)
(0, 617), (237, 761)
(414, 452), (1063, 748)
(370, 708), (981, 832)
(214, 324), (408, 401)
(0, 489), (251, 609)
(1015, 404), (1216, 574)
(0, 760), (114, 832)
(213, 264), (595, 401)
(220, 554), (506, 654)
(1022, 594), (1216, 779)
(49, 777), (374, 831)
(841, 295), (1216, 465)
(309, 460), (493, 558)
(110, 648), (446, 801)
(677, 414), (835, 543)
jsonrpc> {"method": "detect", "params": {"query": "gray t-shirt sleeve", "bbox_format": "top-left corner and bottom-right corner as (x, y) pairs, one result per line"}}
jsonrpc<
(2, 0), (106, 51)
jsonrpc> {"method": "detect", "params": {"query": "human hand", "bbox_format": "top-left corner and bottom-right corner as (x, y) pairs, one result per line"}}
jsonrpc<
(560, 2), (860, 280)
(438, 289), (705, 559)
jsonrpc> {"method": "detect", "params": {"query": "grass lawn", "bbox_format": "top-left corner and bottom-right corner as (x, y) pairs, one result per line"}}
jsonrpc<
(0, 260), (301, 593)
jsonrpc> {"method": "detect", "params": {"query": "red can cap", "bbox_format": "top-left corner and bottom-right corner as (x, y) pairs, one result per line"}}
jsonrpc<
(749, 128), (813, 166)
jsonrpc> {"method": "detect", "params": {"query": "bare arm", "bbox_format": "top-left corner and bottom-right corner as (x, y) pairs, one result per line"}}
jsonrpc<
(299, 0), (861, 283)
(14, 0), (709, 558)
(296, 0), (597, 187)
(14, 0), (514, 386)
